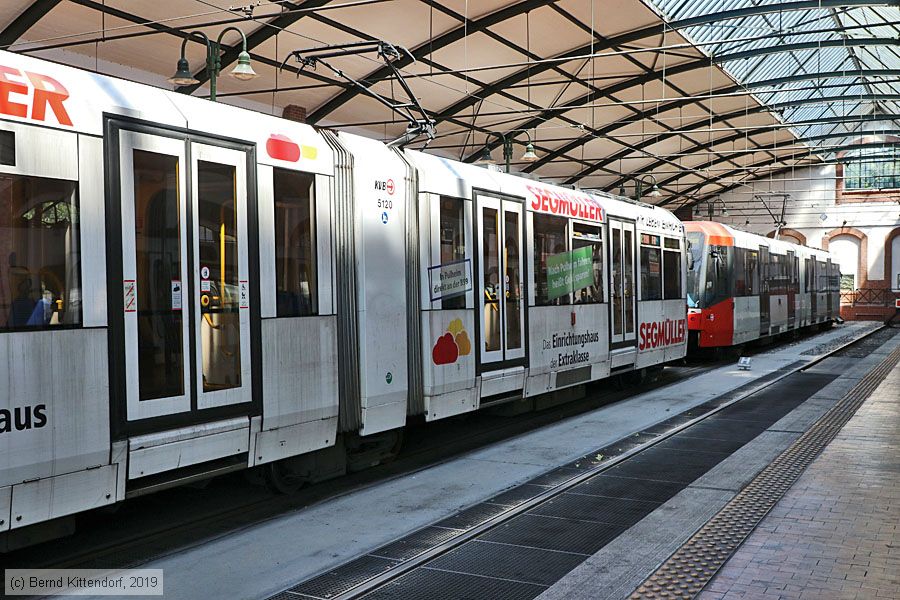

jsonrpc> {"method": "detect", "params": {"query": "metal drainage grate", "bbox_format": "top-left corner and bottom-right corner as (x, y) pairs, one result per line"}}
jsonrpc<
(629, 341), (900, 600)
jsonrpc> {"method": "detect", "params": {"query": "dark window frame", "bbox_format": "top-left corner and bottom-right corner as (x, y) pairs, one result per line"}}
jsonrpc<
(571, 221), (604, 305)
(273, 168), (318, 318)
(640, 241), (663, 301)
(437, 195), (468, 310)
(533, 212), (569, 306)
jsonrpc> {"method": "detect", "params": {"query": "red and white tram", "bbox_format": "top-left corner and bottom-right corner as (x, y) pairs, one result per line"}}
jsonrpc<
(0, 49), (689, 545)
(684, 222), (840, 349)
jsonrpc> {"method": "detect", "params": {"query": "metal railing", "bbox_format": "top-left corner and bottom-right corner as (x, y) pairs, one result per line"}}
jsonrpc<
(840, 288), (900, 307)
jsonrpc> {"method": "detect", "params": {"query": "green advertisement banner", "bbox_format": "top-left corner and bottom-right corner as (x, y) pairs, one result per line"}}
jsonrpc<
(546, 245), (594, 300)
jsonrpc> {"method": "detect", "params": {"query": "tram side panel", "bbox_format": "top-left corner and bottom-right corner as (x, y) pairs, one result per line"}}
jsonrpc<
(0, 122), (117, 533)
(409, 152), (499, 421)
(418, 191), (478, 421)
(634, 220), (689, 368)
(252, 161), (340, 465)
(522, 192), (610, 397)
(337, 133), (410, 435)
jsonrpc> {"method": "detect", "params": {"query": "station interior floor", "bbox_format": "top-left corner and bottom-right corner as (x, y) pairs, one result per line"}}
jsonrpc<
(60, 322), (900, 600)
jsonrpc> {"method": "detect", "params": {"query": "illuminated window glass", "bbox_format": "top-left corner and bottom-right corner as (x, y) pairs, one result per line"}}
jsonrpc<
(0, 174), (81, 331)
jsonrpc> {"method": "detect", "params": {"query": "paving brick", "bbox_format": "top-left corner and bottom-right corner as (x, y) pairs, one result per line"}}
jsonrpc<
(703, 362), (900, 600)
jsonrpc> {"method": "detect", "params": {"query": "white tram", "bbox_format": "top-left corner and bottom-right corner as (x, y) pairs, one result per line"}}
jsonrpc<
(0, 49), (686, 544)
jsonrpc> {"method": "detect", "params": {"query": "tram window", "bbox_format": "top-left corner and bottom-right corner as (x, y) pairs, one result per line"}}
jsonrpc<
(199, 161), (242, 392)
(686, 232), (704, 308)
(640, 236), (662, 301)
(805, 258), (811, 292)
(771, 254), (782, 295)
(733, 247), (757, 297)
(829, 263), (841, 292)
(663, 244), (681, 299)
(134, 150), (183, 400)
(0, 174), (80, 332)
(533, 213), (569, 306)
(733, 248), (746, 296)
(817, 260), (828, 292)
(439, 196), (466, 309)
(274, 169), (317, 317)
(705, 245), (729, 305)
(483, 207), (501, 352)
(572, 223), (603, 304)
(0, 131), (14, 166)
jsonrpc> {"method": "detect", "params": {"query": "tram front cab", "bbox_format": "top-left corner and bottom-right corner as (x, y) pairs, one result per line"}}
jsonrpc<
(685, 222), (735, 348)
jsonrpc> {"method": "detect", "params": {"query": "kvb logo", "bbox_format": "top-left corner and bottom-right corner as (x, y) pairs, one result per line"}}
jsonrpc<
(0, 65), (73, 126)
(374, 179), (396, 195)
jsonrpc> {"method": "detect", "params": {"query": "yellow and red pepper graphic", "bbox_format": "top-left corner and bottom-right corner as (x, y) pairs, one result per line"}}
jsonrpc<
(432, 318), (471, 365)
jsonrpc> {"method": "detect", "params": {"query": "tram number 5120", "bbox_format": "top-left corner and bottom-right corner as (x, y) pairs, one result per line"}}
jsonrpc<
(377, 199), (393, 210)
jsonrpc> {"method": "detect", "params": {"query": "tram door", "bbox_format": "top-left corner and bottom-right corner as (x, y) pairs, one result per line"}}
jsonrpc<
(808, 258), (817, 320)
(826, 259), (834, 317)
(475, 192), (526, 371)
(759, 245), (770, 336)
(114, 128), (253, 431)
(787, 251), (797, 328)
(608, 219), (636, 347)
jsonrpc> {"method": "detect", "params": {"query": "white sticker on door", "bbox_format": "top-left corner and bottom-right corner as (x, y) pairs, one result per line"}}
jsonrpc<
(123, 280), (136, 313)
(171, 280), (182, 311)
(240, 280), (249, 309)
(201, 279), (211, 292)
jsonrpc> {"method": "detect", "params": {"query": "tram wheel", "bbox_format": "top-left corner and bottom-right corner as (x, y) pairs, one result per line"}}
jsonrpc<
(265, 461), (305, 494)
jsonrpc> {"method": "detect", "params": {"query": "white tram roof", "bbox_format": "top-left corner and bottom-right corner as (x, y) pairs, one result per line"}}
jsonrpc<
(0, 49), (333, 175)
(405, 149), (683, 234)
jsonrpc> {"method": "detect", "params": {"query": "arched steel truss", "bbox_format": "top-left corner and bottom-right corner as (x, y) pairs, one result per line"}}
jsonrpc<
(2, 0), (897, 203)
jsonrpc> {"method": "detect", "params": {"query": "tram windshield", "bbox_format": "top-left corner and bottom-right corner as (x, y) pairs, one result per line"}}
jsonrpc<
(686, 232), (704, 308)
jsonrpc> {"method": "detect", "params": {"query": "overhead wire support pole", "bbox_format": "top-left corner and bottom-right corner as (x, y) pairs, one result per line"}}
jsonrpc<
(281, 40), (436, 148)
(754, 193), (790, 237)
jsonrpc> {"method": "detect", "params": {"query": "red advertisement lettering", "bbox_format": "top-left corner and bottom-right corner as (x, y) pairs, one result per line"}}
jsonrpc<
(26, 72), (72, 126)
(638, 318), (687, 351)
(0, 66), (28, 119)
(526, 184), (604, 222)
(0, 65), (73, 126)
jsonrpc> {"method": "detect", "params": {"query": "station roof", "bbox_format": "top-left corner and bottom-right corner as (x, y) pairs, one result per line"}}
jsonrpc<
(2, 0), (897, 208)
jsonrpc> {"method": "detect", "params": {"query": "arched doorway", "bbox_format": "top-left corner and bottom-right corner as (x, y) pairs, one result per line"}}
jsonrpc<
(829, 235), (861, 290)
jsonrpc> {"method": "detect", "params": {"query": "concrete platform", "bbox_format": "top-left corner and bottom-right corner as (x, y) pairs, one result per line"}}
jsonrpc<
(64, 323), (882, 600)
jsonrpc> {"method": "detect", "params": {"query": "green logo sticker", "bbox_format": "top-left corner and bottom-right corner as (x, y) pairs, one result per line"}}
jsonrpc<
(385, 372), (393, 384)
